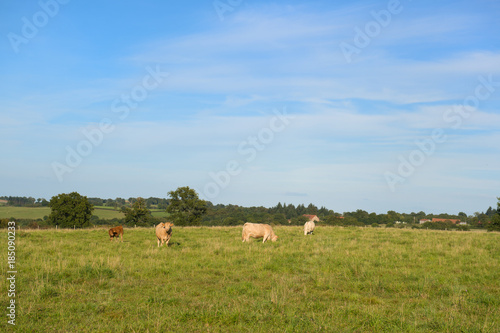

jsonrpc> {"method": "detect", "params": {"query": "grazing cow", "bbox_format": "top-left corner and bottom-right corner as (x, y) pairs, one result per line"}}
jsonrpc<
(156, 222), (174, 247)
(304, 220), (315, 235)
(108, 226), (124, 242)
(242, 223), (278, 243)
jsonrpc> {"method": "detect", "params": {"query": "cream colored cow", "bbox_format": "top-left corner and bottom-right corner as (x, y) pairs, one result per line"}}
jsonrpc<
(304, 220), (315, 235)
(155, 222), (174, 247)
(242, 223), (278, 243)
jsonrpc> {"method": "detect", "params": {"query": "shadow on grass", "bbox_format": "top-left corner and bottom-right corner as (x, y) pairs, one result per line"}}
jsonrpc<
(155, 242), (181, 248)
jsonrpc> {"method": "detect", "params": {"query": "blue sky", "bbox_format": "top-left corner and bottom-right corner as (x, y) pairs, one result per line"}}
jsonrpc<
(1, 0), (499, 214)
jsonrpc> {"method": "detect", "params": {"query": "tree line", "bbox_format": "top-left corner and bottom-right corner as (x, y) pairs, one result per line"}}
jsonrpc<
(86, 197), (169, 210)
(1, 191), (499, 232)
(0, 196), (49, 207)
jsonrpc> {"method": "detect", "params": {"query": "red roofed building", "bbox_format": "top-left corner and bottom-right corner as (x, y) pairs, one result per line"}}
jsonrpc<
(303, 214), (320, 222)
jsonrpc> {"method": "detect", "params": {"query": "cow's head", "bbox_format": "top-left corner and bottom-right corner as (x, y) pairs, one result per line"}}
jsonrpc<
(162, 222), (174, 231)
(271, 234), (278, 242)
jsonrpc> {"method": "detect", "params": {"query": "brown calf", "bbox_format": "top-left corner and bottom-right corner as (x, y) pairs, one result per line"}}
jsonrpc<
(109, 226), (124, 242)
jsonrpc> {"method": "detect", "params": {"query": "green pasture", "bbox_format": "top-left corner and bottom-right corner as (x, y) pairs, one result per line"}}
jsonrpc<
(1, 226), (499, 332)
(0, 206), (169, 220)
(92, 206), (169, 219)
(0, 206), (51, 219)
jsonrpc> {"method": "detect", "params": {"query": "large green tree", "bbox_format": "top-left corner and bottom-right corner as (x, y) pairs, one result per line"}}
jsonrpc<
(48, 192), (94, 228)
(121, 197), (153, 226)
(488, 197), (500, 232)
(166, 186), (207, 226)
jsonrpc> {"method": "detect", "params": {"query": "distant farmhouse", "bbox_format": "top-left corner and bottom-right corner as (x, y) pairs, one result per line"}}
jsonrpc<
(303, 214), (320, 222)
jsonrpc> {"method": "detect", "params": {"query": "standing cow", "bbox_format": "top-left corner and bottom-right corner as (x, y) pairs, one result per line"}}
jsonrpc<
(304, 220), (315, 235)
(108, 225), (124, 242)
(156, 222), (174, 247)
(242, 223), (278, 243)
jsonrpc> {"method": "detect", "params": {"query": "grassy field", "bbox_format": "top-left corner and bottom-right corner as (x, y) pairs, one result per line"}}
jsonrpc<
(92, 206), (169, 219)
(1, 226), (499, 332)
(0, 206), (51, 219)
(0, 206), (169, 220)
